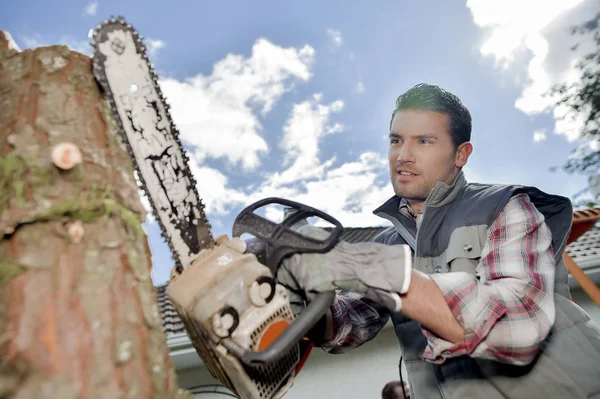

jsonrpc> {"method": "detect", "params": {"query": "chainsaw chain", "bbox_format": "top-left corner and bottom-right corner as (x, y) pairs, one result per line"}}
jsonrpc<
(90, 17), (214, 272)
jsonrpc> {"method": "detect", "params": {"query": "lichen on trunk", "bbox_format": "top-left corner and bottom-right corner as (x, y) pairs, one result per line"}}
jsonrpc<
(0, 31), (186, 399)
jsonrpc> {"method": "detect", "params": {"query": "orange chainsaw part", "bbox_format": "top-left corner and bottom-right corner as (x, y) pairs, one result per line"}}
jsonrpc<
(295, 338), (314, 375)
(258, 320), (290, 351)
(257, 320), (315, 375)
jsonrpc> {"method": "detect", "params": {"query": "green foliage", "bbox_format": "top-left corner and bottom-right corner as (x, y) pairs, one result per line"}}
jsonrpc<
(551, 12), (600, 176)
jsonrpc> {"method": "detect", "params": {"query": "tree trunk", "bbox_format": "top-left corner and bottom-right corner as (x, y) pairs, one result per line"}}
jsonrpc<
(0, 32), (187, 399)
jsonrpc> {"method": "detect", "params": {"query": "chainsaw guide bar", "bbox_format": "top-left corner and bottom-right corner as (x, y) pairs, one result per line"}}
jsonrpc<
(90, 17), (214, 273)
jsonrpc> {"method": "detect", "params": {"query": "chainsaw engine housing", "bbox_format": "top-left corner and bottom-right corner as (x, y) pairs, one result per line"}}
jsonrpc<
(166, 235), (299, 399)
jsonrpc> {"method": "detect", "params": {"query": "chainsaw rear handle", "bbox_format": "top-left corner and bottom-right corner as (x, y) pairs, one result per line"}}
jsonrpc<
(221, 290), (336, 366)
(232, 197), (343, 273)
(230, 197), (343, 366)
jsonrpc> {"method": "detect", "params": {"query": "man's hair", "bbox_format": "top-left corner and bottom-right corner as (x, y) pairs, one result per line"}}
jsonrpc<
(381, 380), (404, 399)
(390, 83), (472, 148)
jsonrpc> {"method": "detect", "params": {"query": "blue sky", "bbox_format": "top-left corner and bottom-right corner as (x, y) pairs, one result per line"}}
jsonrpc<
(3, 0), (598, 285)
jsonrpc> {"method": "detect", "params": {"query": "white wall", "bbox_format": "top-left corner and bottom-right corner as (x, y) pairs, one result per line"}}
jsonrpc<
(176, 366), (229, 398)
(175, 287), (599, 399)
(572, 288), (600, 323)
(176, 326), (402, 399)
(283, 325), (402, 399)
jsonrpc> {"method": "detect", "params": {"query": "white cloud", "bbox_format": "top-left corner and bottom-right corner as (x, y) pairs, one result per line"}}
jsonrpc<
(2, 31), (21, 51)
(326, 28), (343, 49)
(146, 39), (165, 56)
(356, 81), (365, 93)
(159, 38), (315, 171)
(188, 164), (247, 215)
(138, 190), (156, 224)
(290, 153), (392, 227)
(269, 94), (345, 185)
(467, 0), (595, 141)
(533, 128), (547, 142)
(166, 83), (391, 225)
(182, 91), (390, 226)
(193, 152), (392, 227)
(533, 129), (547, 143)
(85, 1), (98, 16)
(145, 37), (393, 229)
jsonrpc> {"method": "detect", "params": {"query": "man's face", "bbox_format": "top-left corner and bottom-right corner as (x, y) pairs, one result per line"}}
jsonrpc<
(388, 109), (471, 204)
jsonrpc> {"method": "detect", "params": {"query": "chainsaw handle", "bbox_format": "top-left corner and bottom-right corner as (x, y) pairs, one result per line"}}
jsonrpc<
(222, 291), (336, 366)
(229, 198), (342, 366)
(232, 197), (343, 273)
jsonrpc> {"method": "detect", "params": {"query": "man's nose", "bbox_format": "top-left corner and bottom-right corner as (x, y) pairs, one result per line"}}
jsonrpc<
(397, 143), (415, 163)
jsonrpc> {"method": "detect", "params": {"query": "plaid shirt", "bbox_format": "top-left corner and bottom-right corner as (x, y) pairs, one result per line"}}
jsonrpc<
(322, 193), (557, 366)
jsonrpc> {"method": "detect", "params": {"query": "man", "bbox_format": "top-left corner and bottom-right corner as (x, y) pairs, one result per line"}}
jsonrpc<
(277, 83), (600, 398)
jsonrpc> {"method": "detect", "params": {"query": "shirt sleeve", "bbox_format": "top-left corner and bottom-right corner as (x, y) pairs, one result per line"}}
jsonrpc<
(423, 193), (557, 366)
(320, 291), (390, 354)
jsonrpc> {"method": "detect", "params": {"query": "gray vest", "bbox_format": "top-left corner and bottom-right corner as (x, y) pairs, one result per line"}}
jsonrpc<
(372, 172), (600, 399)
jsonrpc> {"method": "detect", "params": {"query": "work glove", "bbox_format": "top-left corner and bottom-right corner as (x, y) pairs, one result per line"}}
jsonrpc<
(276, 225), (413, 316)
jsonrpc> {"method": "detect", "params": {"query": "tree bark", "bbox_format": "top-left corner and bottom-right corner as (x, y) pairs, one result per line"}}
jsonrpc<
(0, 32), (187, 399)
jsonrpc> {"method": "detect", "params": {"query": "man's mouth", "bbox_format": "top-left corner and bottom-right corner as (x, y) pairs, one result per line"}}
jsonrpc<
(397, 170), (418, 176)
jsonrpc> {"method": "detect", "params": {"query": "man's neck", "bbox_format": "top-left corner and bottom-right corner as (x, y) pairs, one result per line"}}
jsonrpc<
(408, 200), (425, 214)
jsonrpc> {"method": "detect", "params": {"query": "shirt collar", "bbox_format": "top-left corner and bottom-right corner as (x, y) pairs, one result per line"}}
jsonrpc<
(398, 197), (421, 221)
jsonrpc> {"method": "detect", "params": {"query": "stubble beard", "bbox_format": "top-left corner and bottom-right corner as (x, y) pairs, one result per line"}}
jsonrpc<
(392, 180), (432, 202)
(391, 164), (458, 202)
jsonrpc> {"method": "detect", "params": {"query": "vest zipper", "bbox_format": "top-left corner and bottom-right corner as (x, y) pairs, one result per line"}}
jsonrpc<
(433, 365), (447, 399)
(414, 195), (447, 399)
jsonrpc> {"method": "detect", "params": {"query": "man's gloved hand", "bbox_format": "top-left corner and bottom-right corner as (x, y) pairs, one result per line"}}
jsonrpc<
(276, 225), (413, 316)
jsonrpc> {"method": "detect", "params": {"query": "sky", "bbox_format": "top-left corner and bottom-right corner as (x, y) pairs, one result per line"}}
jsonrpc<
(3, 0), (599, 285)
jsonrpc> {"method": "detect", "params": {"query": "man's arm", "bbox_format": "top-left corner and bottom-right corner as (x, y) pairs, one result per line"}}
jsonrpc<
(400, 270), (465, 343)
(408, 193), (557, 366)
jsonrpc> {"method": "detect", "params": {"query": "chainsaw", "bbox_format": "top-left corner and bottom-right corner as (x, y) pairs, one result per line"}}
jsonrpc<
(90, 17), (341, 399)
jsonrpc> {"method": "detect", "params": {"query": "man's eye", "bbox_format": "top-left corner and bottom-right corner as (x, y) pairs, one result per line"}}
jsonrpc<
(419, 139), (431, 144)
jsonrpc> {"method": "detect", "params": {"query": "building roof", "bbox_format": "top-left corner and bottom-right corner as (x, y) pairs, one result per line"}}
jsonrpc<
(158, 284), (186, 336)
(564, 225), (600, 267)
(157, 225), (600, 337)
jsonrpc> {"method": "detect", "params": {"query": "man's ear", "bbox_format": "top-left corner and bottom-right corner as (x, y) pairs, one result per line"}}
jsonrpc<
(455, 142), (473, 168)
